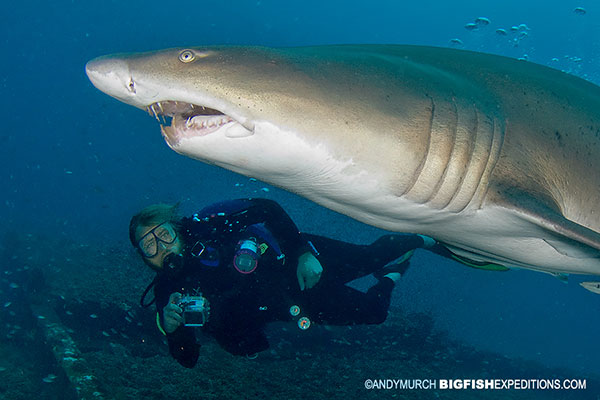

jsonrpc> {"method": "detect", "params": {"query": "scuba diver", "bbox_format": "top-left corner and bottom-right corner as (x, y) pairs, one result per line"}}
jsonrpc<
(129, 198), (438, 368)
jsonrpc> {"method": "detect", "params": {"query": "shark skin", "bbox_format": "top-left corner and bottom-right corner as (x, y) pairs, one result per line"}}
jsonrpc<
(86, 45), (600, 278)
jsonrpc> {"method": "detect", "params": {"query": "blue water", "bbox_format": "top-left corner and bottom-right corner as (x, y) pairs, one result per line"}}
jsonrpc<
(2, 0), (600, 385)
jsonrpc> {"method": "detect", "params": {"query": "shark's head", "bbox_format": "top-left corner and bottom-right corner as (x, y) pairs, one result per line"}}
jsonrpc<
(86, 47), (271, 149)
(86, 46), (438, 225)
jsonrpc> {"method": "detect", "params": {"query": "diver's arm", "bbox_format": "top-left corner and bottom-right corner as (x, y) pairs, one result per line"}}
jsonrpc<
(241, 199), (323, 289)
(162, 293), (184, 333)
(165, 326), (200, 368)
(194, 198), (309, 256)
(233, 198), (310, 256)
(213, 328), (270, 357)
(156, 292), (200, 368)
(197, 198), (321, 288)
(297, 251), (323, 290)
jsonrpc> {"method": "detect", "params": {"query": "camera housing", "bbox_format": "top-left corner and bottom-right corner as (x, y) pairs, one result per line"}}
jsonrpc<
(178, 295), (209, 326)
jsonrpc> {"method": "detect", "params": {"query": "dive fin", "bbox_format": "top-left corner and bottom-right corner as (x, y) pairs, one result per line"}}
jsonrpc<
(551, 272), (569, 283)
(429, 243), (510, 271)
(394, 249), (415, 265)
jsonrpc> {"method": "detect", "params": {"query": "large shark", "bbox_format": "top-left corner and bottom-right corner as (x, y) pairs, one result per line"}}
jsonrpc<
(86, 45), (600, 279)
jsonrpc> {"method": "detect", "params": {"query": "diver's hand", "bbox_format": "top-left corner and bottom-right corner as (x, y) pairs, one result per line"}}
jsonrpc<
(162, 292), (184, 334)
(297, 252), (323, 291)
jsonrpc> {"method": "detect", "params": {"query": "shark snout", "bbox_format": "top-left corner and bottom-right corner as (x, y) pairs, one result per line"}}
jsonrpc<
(85, 56), (141, 105)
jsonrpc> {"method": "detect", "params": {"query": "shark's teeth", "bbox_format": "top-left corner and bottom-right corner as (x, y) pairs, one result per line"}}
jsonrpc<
(146, 100), (223, 118)
(149, 101), (235, 140)
(165, 115), (235, 138)
(147, 104), (161, 123)
(184, 115), (233, 131)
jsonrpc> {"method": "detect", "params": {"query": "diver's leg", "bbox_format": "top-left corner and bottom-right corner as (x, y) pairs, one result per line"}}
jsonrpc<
(303, 233), (424, 284)
(303, 278), (395, 325)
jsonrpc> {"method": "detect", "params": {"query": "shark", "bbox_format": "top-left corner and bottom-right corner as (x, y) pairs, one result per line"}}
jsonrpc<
(86, 44), (600, 284)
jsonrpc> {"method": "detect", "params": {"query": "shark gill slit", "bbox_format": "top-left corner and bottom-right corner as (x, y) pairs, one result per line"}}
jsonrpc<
(401, 96), (435, 197)
(405, 95), (474, 209)
(424, 99), (476, 211)
(442, 102), (479, 211)
(446, 104), (503, 213)
(423, 96), (459, 205)
(468, 116), (505, 211)
(452, 107), (495, 212)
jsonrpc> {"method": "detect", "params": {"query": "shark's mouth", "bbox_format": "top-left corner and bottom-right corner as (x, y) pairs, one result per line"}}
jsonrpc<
(146, 101), (235, 146)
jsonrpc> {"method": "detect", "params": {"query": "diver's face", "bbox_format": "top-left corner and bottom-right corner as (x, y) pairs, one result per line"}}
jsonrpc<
(135, 222), (182, 271)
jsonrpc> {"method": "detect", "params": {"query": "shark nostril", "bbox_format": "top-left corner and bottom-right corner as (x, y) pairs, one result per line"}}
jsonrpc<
(127, 78), (136, 94)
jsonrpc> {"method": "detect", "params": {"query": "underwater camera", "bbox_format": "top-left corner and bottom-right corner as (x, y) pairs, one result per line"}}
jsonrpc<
(178, 295), (209, 327)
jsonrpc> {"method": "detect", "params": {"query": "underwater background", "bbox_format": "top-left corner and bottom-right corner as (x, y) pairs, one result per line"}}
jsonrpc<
(1, 0), (600, 398)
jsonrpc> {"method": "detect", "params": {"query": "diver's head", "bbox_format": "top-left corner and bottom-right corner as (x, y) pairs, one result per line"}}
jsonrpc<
(130, 203), (183, 271)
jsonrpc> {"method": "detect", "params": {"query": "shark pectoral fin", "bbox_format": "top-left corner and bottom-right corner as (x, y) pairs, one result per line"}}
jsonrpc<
(580, 281), (600, 294)
(495, 187), (600, 258)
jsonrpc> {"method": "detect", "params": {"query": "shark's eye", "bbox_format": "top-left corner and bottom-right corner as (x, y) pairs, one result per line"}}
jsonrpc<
(179, 50), (196, 63)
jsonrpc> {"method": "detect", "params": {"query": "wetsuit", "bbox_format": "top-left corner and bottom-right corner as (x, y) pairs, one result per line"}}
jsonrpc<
(151, 198), (428, 368)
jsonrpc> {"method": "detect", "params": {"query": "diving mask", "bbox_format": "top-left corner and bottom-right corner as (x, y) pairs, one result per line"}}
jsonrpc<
(138, 222), (178, 258)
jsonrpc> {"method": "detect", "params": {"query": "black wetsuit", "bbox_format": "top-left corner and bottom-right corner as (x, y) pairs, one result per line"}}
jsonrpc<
(151, 198), (428, 368)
